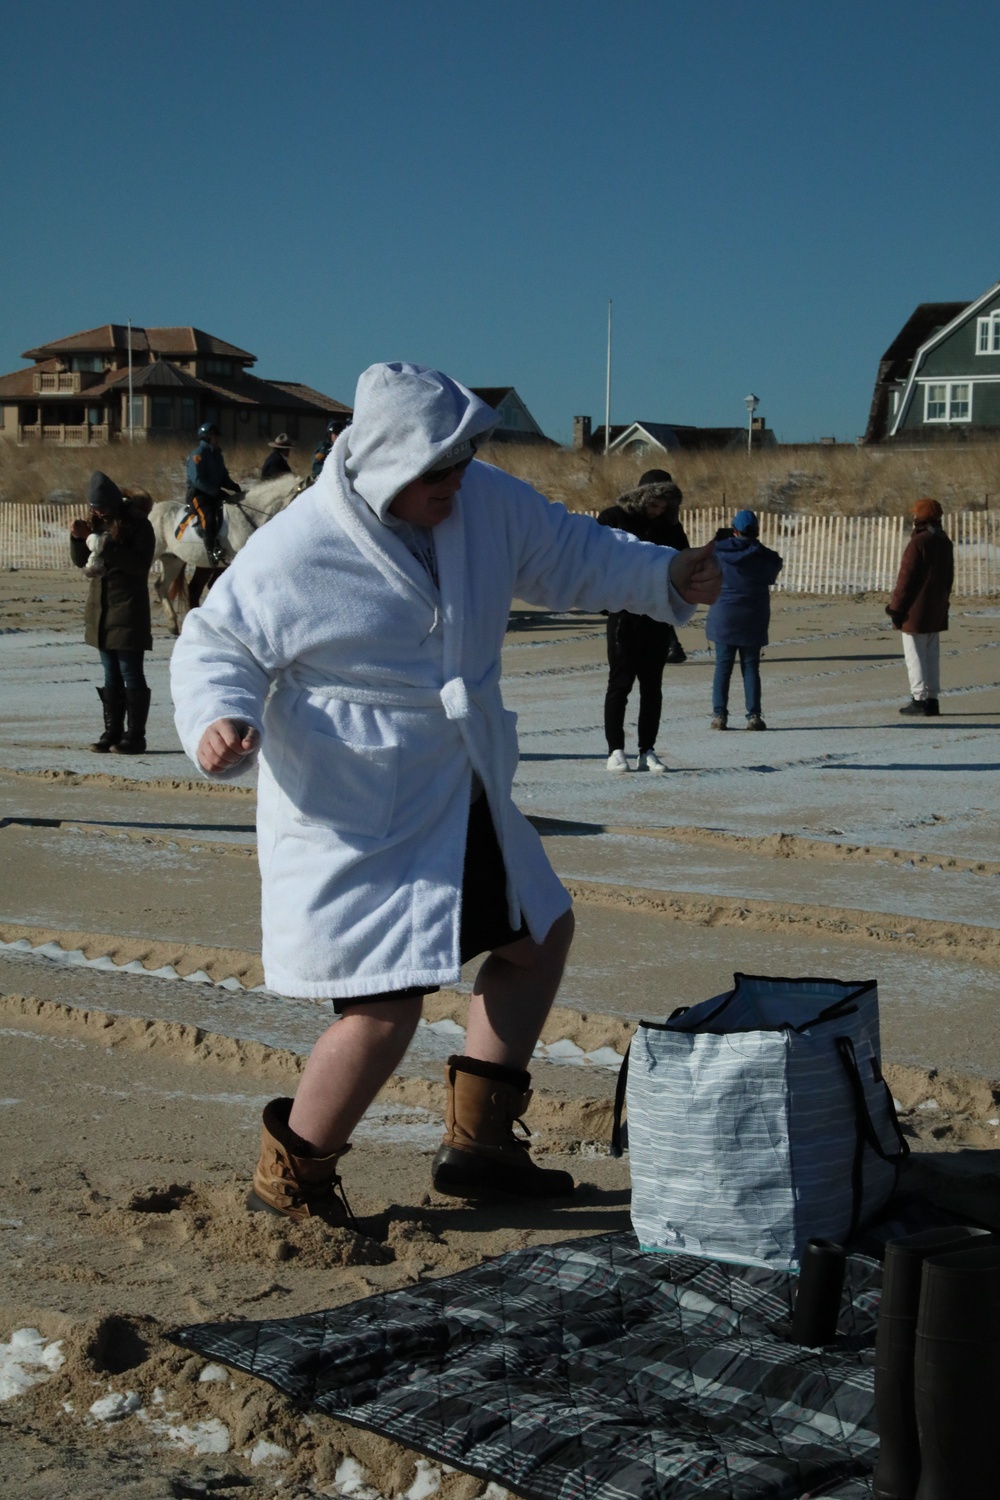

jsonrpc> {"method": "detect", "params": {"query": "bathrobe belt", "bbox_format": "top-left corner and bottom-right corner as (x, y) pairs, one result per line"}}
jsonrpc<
(289, 670), (508, 857)
(288, 671), (496, 720)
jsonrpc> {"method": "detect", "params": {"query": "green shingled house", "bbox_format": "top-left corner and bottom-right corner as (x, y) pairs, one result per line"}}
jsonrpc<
(865, 279), (1000, 443)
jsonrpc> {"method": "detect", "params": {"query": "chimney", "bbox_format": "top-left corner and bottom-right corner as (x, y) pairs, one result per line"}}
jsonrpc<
(573, 415), (592, 450)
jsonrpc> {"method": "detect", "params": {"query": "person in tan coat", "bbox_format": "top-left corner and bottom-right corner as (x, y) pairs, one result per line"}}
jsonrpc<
(886, 498), (954, 717)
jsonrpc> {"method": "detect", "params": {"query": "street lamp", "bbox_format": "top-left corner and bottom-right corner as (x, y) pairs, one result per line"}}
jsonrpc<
(744, 393), (759, 455)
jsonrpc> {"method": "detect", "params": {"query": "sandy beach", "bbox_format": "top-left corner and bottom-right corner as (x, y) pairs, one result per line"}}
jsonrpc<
(2, 567), (999, 1497)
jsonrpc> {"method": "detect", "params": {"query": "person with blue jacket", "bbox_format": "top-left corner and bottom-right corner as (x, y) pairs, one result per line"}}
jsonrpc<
(705, 509), (782, 730)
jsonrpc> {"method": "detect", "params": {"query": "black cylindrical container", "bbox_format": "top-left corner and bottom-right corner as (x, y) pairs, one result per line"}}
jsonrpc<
(790, 1239), (846, 1347)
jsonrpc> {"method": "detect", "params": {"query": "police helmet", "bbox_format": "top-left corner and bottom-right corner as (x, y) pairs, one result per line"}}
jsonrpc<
(326, 416), (350, 438)
(198, 421), (220, 440)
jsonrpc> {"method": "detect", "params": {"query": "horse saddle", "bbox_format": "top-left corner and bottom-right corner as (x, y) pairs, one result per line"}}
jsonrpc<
(175, 498), (228, 546)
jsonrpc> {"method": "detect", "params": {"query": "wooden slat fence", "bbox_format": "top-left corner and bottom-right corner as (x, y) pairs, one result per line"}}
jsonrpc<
(591, 506), (999, 595)
(1, 502), (998, 594)
(1, 503), (89, 571)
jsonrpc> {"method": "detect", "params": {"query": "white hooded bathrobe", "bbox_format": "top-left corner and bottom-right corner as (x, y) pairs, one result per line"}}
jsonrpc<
(171, 365), (694, 999)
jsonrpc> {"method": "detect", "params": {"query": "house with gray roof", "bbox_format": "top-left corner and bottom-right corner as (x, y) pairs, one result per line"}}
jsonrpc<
(574, 415), (774, 455)
(865, 280), (1000, 442)
(0, 324), (351, 450)
(470, 387), (550, 444)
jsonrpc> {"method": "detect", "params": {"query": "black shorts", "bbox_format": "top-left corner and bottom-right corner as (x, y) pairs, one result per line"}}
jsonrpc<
(336, 794), (528, 1013)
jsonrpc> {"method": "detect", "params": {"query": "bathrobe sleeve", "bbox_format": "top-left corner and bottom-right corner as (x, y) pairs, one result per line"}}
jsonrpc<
(170, 569), (284, 779)
(503, 476), (696, 624)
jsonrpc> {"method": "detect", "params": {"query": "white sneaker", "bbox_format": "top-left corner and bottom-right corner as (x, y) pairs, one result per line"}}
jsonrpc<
(606, 749), (629, 772)
(636, 750), (667, 774)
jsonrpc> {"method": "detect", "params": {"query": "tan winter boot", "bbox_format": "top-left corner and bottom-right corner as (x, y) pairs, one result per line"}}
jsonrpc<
(247, 1097), (354, 1225)
(431, 1055), (574, 1199)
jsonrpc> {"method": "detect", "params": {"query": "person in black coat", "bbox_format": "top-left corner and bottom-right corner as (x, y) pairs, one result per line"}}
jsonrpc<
(596, 470), (689, 773)
(261, 433), (294, 481)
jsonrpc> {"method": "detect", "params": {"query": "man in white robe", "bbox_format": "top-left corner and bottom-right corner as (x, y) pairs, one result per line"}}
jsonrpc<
(171, 363), (720, 1224)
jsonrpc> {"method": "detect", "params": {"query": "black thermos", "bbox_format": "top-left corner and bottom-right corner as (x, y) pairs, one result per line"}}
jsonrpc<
(790, 1239), (847, 1346)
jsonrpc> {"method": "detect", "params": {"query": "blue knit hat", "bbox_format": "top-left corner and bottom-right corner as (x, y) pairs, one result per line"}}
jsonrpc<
(732, 508), (758, 535)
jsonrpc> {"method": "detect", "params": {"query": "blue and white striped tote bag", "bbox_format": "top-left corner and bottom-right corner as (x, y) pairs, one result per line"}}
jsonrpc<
(612, 974), (909, 1271)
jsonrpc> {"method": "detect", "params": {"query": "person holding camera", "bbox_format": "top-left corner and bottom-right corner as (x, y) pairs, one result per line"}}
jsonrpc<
(705, 508), (783, 731)
(69, 471), (156, 754)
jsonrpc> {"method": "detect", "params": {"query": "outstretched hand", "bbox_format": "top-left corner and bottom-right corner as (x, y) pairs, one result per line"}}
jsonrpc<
(197, 718), (260, 774)
(669, 541), (722, 605)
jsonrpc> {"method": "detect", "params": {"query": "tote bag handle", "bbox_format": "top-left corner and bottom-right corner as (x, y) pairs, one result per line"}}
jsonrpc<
(836, 1034), (910, 1239)
(610, 1042), (630, 1158)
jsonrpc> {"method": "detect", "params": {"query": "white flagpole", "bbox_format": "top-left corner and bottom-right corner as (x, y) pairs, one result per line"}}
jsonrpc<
(604, 299), (612, 455)
(127, 320), (134, 444)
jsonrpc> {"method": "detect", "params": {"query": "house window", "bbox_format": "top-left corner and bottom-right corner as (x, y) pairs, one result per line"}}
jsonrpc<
(258, 410), (271, 438)
(70, 355), (105, 373)
(180, 397), (196, 431)
(976, 312), (1000, 354)
(151, 398), (173, 428)
(87, 407), (103, 425)
(924, 382), (971, 423)
(205, 358), (233, 376)
(127, 395), (144, 429)
(949, 383), (970, 420)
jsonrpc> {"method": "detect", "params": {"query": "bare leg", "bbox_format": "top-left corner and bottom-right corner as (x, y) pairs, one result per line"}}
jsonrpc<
(288, 996), (423, 1155)
(465, 908), (575, 1069)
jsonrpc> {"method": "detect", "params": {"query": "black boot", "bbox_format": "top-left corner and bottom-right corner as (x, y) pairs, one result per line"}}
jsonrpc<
(913, 1243), (1000, 1500)
(899, 699), (927, 716)
(432, 1055), (574, 1199)
(111, 685), (151, 755)
(923, 699), (940, 717)
(90, 686), (126, 753)
(872, 1226), (991, 1500)
(664, 626), (687, 664)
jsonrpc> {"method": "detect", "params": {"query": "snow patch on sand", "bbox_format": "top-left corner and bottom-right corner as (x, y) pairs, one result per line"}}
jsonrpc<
(0, 1328), (65, 1401)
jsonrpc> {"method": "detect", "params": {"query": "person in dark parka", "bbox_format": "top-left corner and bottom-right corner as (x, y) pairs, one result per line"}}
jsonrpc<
(887, 498), (954, 717)
(69, 471), (156, 754)
(705, 508), (783, 730)
(597, 469), (689, 773)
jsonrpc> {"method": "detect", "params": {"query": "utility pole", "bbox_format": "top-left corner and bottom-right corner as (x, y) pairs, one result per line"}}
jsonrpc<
(604, 300), (612, 455)
(744, 392), (759, 455)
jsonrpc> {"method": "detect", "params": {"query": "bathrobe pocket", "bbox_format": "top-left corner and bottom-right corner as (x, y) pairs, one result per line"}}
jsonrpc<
(291, 727), (399, 839)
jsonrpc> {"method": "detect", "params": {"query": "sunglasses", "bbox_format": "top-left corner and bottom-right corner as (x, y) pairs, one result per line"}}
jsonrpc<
(418, 446), (476, 484)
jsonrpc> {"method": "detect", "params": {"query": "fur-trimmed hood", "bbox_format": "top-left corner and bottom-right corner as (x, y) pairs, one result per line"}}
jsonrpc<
(614, 481), (683, 514)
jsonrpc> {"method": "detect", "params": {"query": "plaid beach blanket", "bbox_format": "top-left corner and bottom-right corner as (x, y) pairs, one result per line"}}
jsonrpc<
(175, 1231), (882, 1499)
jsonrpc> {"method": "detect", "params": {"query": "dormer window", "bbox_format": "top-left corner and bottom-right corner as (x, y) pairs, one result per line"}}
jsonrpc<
(70, 355), (104, 373)
(204, 358), (233, 376)
(976, 311), (1000, 354)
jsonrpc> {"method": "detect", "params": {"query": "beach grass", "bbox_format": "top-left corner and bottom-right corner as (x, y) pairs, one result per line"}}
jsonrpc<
(2, 433), (998, 517)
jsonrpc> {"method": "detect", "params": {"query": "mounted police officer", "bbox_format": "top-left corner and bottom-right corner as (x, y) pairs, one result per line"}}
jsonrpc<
(185, 421), (243, 564)
(311, 414), (351, 480)
(261, 432), (294, 481)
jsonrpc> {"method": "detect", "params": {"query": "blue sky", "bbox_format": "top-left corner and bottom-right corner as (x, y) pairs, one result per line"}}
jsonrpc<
(1, 1), (997, 443)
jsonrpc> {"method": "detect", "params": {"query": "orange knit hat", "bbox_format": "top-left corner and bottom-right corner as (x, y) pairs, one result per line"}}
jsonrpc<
(912, 498), (942, 523)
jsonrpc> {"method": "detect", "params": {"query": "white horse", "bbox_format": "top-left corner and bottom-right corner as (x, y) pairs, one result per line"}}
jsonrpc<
(150, 473), (307, 633)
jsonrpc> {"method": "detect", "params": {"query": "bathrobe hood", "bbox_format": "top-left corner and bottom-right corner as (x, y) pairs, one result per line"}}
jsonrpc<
(345, 362), (498, 520)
